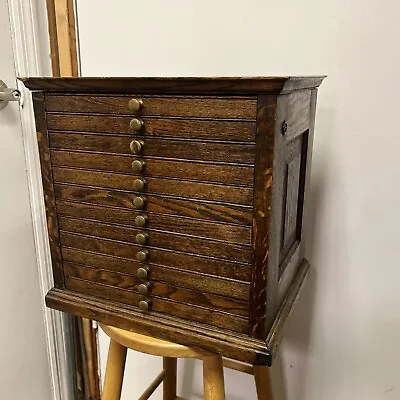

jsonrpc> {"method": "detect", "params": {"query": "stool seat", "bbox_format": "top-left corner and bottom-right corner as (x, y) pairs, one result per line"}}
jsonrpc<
(100, 324), (272, 400)
(101, 324), (209, 359)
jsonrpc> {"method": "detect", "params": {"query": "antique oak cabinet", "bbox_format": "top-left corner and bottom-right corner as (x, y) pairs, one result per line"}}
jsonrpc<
(23, 77), (325, 366)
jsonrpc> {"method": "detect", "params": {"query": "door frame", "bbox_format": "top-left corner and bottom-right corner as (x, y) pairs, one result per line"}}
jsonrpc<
(7, 1), (75, 399)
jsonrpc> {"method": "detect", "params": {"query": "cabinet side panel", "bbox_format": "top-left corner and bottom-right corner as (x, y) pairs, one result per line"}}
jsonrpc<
(265, 90), (314, 333)
(276, 90), (318, 313)
(32, 92), (65, 288)
(249, 95), (277, 339)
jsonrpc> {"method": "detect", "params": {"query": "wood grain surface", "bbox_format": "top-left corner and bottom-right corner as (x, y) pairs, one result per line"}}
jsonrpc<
(54, 184), (253, 225)
(62, 247), (250, 298)
(46, 113), (256, 141)
(50, 150), (254, 186)
(45, 95), (257, 119)
(56, 201), (251, 244)
(60, 232), (252, 283)
(65, 277), (248, 333)
(52, 167), (253, 205)
(22, 76), (325, 95)
(48, 132), (256, 164)
(46, 287), (273, 365)
(63, 262), (249, 316)
(58, 216), (252, 263)
(249, 95), (277, 339)
(32, 92), (65, 288)
(284, 90), (311, 141)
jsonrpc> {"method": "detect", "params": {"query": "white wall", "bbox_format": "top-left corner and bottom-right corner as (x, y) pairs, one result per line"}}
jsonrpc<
(76, 1), (400, 399)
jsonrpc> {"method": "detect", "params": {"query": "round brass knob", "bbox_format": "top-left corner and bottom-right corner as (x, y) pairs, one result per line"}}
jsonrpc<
(135, 215), (148, 227)
(138, 281), (150, 295)
(137, 250), (148, 262)
(130, 140), (144, 154)
(139, 299), (150, 312)
(135, 233), (148, 245)
(128, 98), (143, 112)
(133, 178), (146, 191)
(137, 266), (149, 279)
(132, 160), (145, 173)
(129, 118), (144, 132)
(133, 196), (146, 209)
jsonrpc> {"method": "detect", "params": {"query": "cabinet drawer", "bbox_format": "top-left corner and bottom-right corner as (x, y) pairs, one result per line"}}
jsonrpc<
(47, 114), (256, 141)
(49, 132), (256, 164)
(65, 277), (248, 333)
(56, 201), (252, 245)
(54, 185), (253, 226)
(60, 232), (252, 282)
(62, 247), (249, 300)
(52, 168), (253, 205)
(59, 217), (252, 264)
(63, 261), (249, 317)
(45, 95), (257, 120)
(51, 150), (254, 187)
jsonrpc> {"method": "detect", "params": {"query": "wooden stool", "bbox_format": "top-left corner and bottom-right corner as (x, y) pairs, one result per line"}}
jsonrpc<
(101, 324), (272, 400)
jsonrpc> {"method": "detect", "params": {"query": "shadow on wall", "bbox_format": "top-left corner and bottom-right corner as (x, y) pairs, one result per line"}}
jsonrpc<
(277, 106), (350, 400)
(175, 108), (341, 400)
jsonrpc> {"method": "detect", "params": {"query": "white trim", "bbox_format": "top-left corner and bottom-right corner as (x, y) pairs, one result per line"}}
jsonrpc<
(7, 1), (74, 400)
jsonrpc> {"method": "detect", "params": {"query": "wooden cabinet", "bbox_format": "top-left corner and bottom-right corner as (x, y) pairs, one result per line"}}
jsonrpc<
(23, 76), (325, 365)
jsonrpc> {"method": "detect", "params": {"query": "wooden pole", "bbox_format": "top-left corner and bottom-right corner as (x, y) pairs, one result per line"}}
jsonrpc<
(46, 0), (78, 77)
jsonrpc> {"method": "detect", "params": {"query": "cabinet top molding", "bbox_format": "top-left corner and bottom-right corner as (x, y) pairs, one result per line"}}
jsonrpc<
(20, 76), (326, 94)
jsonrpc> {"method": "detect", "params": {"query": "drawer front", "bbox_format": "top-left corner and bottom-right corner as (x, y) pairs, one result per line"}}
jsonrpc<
(65, 277), (248, 333)
(51, 150), (254, 187)
(47, 114), (256, 141)
(52, 167), (253, 205)
(54, 185), (253, 226)
(56, 201), (252, 245)
(46, 94), (256, 332)
(61, 232), (252, 282)
(63, 261), (248, 317)
(58, 217), (252, 264)
(62, 248), (250, 305)
(49, 132), (255, 164)
(45, 94), (257, 120)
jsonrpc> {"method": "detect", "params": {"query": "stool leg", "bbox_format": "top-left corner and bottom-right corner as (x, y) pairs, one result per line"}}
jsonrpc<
(102, 339), (127, 400)
(253, 365), (272, 399)
(163, 357), (177, 400)
(203, 355), (225, 400)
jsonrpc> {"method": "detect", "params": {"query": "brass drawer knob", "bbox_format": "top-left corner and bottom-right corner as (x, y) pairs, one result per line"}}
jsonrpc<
(133, 178), (146, 191)
(130, 140), (144, 154)
(138, 281), (150, 295)
(137, 266), (149, 279)
(128, 98), (143, 112)
(133, 196), (146, 209)
(137, 250), (148, 262)
(135, 215), (148, 227)
(139, 299), (151, 312)
(136, 233), (148, 245)
(132, 160), (145, 173)
(129, 118), (144, 132)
